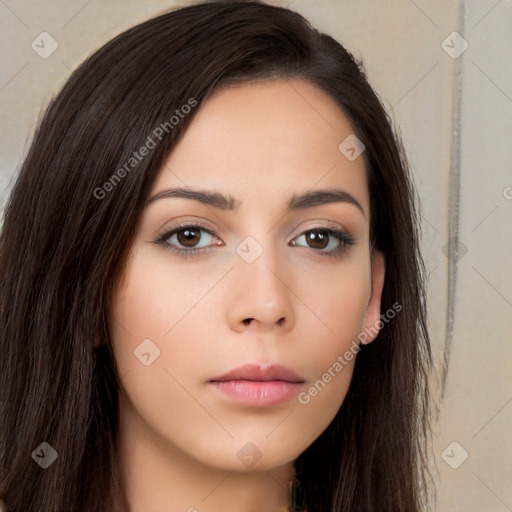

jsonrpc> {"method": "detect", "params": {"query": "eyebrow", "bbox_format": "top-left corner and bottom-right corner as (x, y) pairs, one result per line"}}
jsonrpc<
(146, 187), (365, 218)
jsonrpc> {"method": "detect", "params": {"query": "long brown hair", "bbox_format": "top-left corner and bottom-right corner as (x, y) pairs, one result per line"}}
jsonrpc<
(0, 1), (434, 510)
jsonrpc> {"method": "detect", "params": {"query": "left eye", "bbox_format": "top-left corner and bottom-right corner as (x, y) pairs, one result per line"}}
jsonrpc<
(292, 228), (346, 251)
(154, 224), (355, 257)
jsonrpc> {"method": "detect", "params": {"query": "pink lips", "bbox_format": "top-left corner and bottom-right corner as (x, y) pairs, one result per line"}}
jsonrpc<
(208, 364), (306, 407)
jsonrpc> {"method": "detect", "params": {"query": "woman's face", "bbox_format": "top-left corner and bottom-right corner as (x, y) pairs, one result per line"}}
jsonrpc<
(110, 79), (385, 473)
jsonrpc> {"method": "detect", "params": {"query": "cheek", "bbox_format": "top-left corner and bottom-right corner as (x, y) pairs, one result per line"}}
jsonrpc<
(109, 250), (222, 449)
(299, 257), (370, 343)
(292, 263), (369, 411)
(111, 246), (214, 362)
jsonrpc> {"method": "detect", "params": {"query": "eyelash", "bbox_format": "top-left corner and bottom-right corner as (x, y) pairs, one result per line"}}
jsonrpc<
(152, 222), (356, 259)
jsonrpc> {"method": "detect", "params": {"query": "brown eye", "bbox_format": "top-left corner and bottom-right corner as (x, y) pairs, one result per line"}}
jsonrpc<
(291, 227), (356, 257)
(304, 230), (329, 250)
(153, 223), (222, 257)
(175, 227), (203, 248)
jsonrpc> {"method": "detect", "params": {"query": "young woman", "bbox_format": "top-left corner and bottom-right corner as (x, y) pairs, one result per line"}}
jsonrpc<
(0, 1), (434, 511)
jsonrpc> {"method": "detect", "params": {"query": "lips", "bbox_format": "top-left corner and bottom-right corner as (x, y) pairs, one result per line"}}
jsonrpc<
(209, 363), (305, 384)
(208, 364), (306, 407)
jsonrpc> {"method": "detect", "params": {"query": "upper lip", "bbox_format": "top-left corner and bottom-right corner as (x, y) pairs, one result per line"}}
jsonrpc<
(209, 364), (305, 383)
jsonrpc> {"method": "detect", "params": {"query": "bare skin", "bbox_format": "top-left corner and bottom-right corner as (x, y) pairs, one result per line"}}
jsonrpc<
(106, 78), (386, 512)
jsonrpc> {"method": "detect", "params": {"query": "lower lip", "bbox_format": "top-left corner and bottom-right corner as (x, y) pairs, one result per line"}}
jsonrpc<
(209, 380), (304, 406)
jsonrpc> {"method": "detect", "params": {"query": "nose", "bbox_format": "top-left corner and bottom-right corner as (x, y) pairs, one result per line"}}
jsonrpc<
(227, 245), (295, 334)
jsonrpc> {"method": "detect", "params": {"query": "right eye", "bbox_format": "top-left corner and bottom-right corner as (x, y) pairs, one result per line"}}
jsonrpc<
(153, 223), (223, 257)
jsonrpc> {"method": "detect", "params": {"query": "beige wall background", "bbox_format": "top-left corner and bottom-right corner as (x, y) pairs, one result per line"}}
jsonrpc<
(1, 1), (511, 510)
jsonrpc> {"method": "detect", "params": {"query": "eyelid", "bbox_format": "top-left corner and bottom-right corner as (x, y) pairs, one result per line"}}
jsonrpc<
(290, 219), (350, 238)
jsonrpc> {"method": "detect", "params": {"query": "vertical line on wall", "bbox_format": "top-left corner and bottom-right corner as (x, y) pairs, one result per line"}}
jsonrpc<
(440, 0), (466, 401)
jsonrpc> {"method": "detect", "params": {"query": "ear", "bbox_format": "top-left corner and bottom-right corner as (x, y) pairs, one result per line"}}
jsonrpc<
(359, 248), (386, 345)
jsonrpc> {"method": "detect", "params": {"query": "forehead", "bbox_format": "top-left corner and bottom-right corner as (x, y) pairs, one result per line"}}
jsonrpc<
(152, 79), (369, 215)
